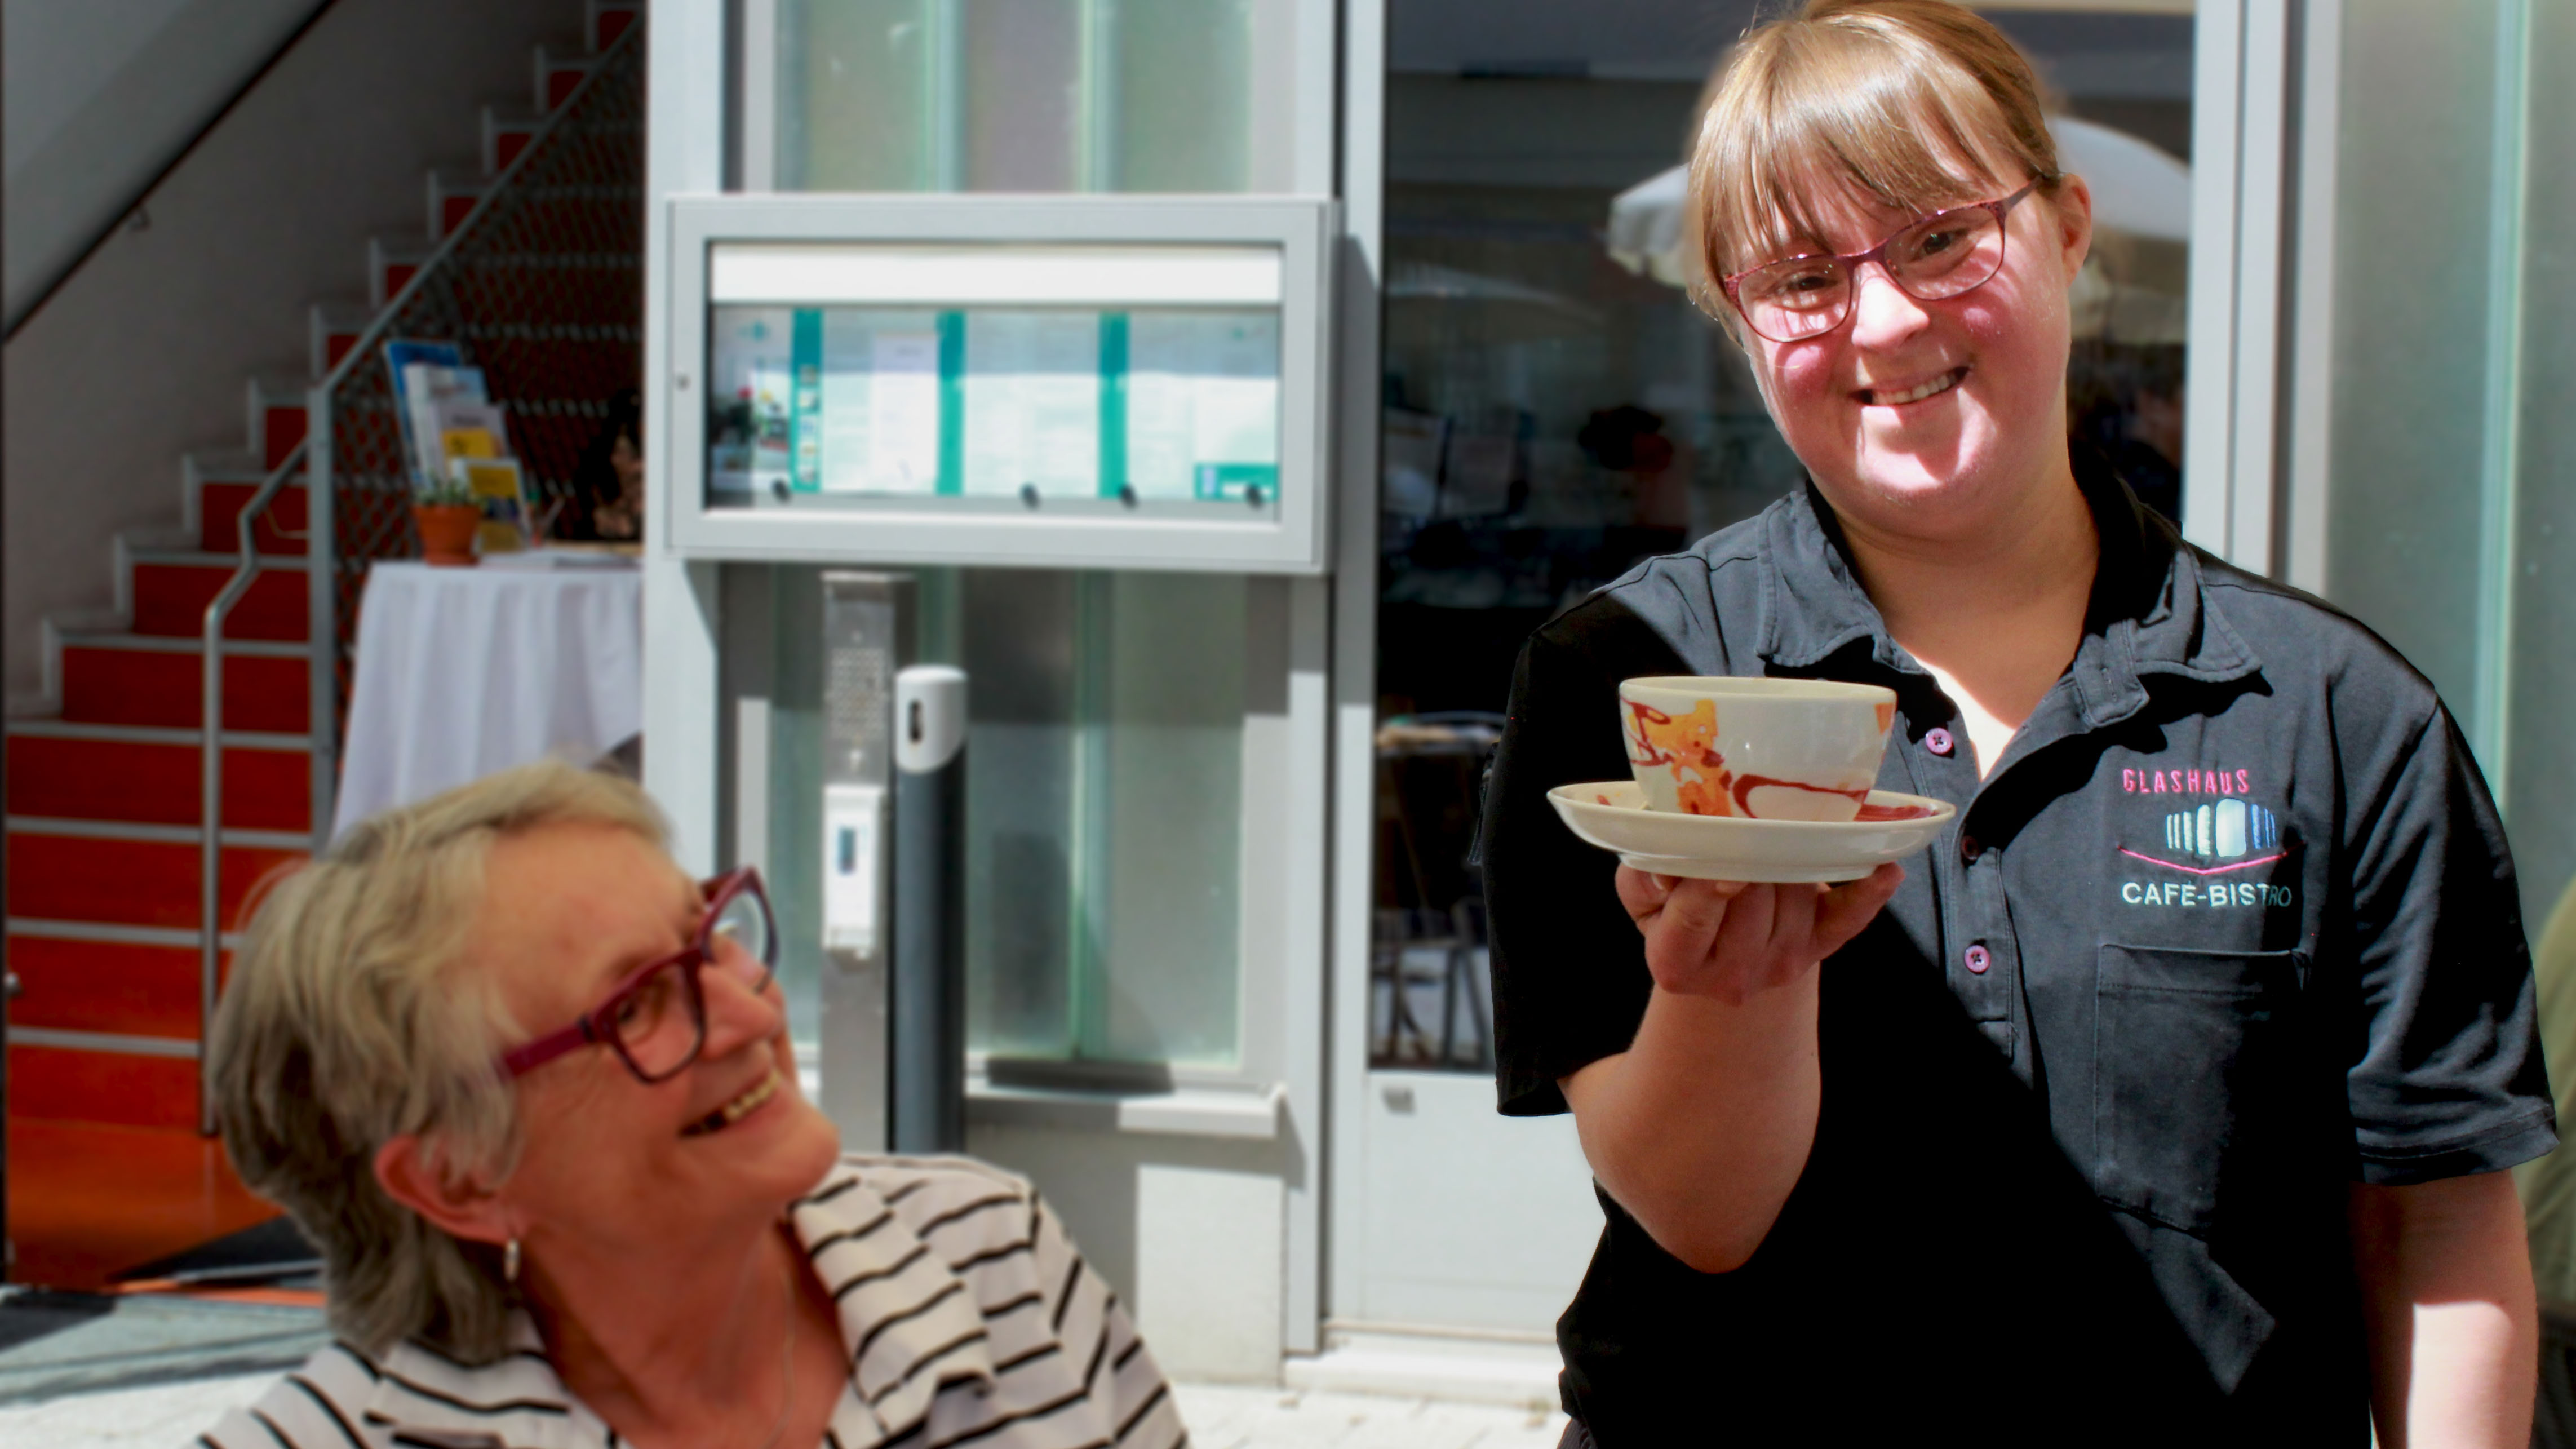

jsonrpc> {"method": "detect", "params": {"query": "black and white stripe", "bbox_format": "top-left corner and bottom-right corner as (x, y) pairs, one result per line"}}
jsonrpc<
(197, 1155), (1187, 1449)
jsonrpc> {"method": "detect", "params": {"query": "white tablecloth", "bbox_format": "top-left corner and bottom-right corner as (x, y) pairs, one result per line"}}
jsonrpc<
(332, 560), (643, 838)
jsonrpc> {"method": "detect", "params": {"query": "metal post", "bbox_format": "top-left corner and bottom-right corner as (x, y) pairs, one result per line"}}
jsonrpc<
(890, 664), (966, 1154)
(818, 571), (914, 1151)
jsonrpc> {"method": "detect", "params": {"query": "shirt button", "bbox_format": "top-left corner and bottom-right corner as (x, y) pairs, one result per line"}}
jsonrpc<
(1965, 944), (1992, 974)
(1925, 727), (1956, 756)
(1960, 835), (1981, 862)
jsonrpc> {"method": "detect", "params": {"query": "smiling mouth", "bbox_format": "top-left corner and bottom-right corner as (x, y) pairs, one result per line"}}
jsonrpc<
(1856, 366), (1967, 407)
(681, 1070), (781, 1138)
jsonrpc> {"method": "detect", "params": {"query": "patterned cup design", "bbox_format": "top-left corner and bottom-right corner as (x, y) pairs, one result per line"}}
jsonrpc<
(1617, 676), (1897, 821)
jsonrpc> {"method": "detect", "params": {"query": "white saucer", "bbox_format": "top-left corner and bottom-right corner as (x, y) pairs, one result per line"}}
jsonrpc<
(1547, 780), (1957, 883)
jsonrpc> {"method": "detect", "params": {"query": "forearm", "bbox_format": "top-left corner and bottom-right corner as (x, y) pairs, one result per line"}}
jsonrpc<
(1563, 971), (1821, 1273)
(2349, 1173), (2537, 1448)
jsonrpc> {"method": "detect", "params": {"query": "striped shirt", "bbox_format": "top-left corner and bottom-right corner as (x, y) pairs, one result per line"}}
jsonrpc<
(196, 1155), (1190, 1449)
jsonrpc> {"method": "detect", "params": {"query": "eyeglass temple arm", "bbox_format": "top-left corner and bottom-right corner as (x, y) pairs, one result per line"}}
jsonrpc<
(500, 1016), (605, 1078)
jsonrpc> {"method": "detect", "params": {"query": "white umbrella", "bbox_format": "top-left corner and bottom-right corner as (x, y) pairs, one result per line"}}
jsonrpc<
(1606, 114), (2191, 285)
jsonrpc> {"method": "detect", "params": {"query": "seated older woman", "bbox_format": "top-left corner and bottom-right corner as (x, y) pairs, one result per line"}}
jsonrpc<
(200, 761), (1183, 1449)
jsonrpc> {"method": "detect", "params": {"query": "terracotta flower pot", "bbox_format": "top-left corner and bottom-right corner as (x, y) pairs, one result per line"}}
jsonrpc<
(414, 503), (482, 566)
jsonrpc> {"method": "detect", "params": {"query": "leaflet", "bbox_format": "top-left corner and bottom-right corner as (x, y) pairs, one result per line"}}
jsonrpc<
(960, 312), (1101, 499)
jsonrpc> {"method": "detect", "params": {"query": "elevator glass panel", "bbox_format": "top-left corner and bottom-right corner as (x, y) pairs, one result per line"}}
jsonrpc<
(758, 0), (1292, 1075)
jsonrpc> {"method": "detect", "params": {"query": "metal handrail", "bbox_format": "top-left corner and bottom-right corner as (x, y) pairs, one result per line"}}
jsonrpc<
(303, 19), (644, 841)
(6, 0), (341, 339)
(199, 437), (307, 1135)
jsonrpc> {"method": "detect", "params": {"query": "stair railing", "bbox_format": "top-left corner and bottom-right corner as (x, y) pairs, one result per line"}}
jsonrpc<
(303, 22), (644, 844)
(188, 20), (638, 1138)
(199, 437), (308, 1135)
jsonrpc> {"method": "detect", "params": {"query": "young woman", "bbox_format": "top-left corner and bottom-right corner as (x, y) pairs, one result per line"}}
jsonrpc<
(1479, 4), (2551, 1444)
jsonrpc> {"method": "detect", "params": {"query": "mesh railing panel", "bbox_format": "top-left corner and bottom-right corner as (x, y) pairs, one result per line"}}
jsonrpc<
(314, 25), (642, 725)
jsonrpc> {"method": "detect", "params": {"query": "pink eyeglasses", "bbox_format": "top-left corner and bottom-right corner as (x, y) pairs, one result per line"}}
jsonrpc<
(1721, 181), (2042, 344)
(498, 866), (778, 1084)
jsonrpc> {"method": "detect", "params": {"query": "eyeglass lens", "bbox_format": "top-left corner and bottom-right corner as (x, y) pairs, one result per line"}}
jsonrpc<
(709, 885), (777, 987)
(1736, 204), (2010, 343)
(608, 961), (704, 1078)
(608, 883), (778, 1080)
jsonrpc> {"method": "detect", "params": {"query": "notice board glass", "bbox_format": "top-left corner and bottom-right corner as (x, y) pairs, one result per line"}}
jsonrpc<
(667, 197), (1335, 574)
(707, 305), (1282, 507)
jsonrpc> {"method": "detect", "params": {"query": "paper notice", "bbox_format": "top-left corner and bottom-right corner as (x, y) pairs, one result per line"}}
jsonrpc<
(866, 333), (941, 492)
(961, 312), (1100, 498)
(1124, 312), (1279, 500)
(815, 314), (942, 494)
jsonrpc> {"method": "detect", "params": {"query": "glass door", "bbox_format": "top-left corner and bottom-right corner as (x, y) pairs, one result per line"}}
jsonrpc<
(1354, 0), (2198, 1336)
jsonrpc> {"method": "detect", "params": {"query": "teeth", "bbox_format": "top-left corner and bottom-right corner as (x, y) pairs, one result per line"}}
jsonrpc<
(682, 1071), (781, 1137)
(720, 1072), (779, 1123)
(1866, 369), (1963, 406)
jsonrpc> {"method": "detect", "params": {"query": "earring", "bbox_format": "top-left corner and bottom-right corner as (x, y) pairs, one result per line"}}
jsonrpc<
(503, 1238), (521, 1285)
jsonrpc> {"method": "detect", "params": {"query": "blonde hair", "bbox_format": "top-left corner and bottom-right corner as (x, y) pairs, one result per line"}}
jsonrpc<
(209, 760), (667, 1362)
(1686, 0), (2063, 320)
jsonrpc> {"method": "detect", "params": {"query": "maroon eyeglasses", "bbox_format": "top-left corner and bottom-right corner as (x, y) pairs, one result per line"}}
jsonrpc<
(498, 866), (779, 1084)
(1720, 182), (2042, 344)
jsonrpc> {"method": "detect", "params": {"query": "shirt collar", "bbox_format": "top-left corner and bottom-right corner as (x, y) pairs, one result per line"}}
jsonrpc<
(1755, 449), (2261, 726)
(789, 1161), (999, 1447)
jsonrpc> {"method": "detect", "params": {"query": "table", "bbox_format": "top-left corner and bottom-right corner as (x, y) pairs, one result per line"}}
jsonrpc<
(331, 560), (643, 838)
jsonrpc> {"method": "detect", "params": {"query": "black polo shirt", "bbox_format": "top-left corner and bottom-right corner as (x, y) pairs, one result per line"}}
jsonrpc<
(1481, 459), (2556, 1445)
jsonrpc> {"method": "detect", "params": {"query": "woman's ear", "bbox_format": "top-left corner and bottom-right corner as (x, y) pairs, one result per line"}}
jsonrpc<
(2049, 173), (2095, 281)
(375, 1135), (513, 1248)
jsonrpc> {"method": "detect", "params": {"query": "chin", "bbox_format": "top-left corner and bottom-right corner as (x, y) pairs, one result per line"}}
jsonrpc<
(762, 1096), (846, 1184)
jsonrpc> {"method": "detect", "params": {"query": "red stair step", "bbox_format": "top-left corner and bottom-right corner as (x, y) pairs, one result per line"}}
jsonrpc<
(537, 46), (597, 112)
(5, 935), (225, 1040)
(7, 1046), (197, 1132)
(6, 831), (305, 933)
(250, 381), (308, 472)
(198, 480), (308, 556)
(7, 735), (311, 832)
(129, 562), (307, 641)
(591, 1), (639, 52)
(262, 405), (306, 471)
(484, 108), (543, 175)
(61, 646), (308, 733)
(311, 304), (370, 378)
(370, 238), (432, 309)
(432, 171), (487, 238)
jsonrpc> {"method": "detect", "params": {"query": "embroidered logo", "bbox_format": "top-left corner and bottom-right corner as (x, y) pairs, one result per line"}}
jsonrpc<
(2117, 793), (2298, 910)
(2150, 798), (2280, 863)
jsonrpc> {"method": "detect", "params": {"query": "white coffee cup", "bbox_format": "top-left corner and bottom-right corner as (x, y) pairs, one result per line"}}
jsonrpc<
(1617, 676), (1897, 821)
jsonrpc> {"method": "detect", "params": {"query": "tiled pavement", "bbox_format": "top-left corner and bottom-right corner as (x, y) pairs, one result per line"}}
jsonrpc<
(0, 1372), (1571, 1447)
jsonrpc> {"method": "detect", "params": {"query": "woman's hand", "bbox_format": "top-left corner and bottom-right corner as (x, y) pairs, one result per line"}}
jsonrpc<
(1614, 863), (1903, 1005)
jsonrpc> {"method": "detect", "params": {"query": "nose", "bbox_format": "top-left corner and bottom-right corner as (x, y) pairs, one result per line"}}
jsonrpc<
(699, 939), (784, 1054)
(1846, 259), (1931, 349)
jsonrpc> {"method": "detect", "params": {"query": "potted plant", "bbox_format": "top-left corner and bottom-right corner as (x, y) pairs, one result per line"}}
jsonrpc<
(413, 481), (482, 566)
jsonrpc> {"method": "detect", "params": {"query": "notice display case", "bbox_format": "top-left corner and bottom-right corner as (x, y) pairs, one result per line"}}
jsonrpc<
(667, 194), (1337, 573)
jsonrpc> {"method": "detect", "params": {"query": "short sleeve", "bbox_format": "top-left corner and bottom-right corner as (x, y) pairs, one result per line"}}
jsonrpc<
(2343, 703), (2557, 1182)
(1482, 606), (1679, 1116)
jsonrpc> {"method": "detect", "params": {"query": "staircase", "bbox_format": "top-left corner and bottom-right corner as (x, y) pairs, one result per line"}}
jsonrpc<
(4, 0), (641, 1287)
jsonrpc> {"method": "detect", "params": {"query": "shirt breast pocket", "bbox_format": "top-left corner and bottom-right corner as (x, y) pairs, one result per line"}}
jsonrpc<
(2092, 943), (2304, 1234)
